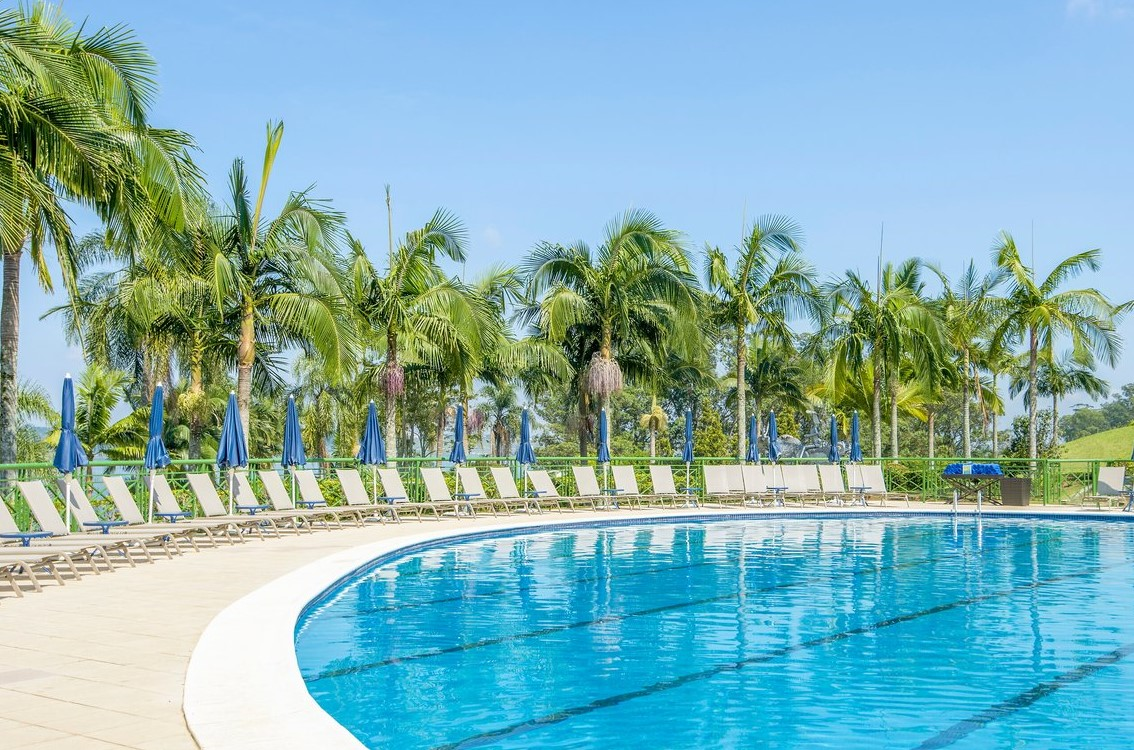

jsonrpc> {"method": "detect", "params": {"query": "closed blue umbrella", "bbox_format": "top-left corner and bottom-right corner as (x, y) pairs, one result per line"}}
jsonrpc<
(828, 415), (840, 463)
(597, 409), (611, 492)
(449, 405), (466, 498)
(767, 410), (780, 462)
(516, 408), (536, 495)
(849, 411), (863, 462)
(357, 401), (386, 502)
(144, 384), (171, 522)
(281, 396), (306, 502)
(682, 409), (695, 500)
(216, 392), (248, 513)
(745, 416), (759, 463)
(54, 374), (88, 531)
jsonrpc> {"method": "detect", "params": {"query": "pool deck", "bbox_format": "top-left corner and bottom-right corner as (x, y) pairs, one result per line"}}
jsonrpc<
(0, 503), (1123, 748)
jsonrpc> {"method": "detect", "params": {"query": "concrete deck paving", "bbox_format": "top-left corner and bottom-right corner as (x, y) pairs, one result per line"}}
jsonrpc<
(0, 504), (1120, 748)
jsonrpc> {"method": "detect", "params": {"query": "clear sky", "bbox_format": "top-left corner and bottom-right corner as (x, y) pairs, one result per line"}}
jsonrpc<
(24, 0), (1134, 416)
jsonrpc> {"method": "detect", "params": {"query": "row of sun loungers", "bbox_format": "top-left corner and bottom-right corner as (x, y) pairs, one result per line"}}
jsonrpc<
(0, 462), (907, 597)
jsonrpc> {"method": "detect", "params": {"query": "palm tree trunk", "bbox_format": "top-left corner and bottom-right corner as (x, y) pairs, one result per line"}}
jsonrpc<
(927, 410), (936, 459)
(736, 323), (746, 462)
(649, 392), (658, 458)
(0, 249), (21, 474)
(889, 368), (900, 457)
(1028, 326), (1039, 460)
(187, 345), (204, 460)
(754, 396), (763, 456)
(962, 349), (971, 459)
(384, 333), (398, 462)
(1051, 394), (1059, 452)
(871, 350), (883, 459)
(236, 303), (255, 440)
(577, 388), (588, 457)
(991, 373), (1000, 458)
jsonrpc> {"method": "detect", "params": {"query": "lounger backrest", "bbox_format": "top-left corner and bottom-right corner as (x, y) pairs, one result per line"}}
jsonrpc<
(611, 465), (640, 495)
(233, 472), (272, 510)
(376, 468), (409, 502)
(527, 470), (560, 498)
(818, 464), (846, 494)
(650, 465), (678, 495)
(742, 464), (767, 494)
(336, 468), (373, 506)
(800, 465), (822, 493)
(146, 474), (187, 516)
(724, 465), (746, 494)
(56, 478), (100, 525)
(703, 465), (727, 495)
(103, 476), (145, 524)
(572, 466), (602, 496)
(456, 468), (487, 498)
(294, 469), (328, 506)
(490, 467), (521, 499)
(259, 470), (297, 510)
(0, 496), (22, 533)
(420, 468), (452, 502)
(186, 473), (228, 517)
(1096, 466), (1126, 496)
(861, 465), (887, 493)
(18, 481), (68, 535)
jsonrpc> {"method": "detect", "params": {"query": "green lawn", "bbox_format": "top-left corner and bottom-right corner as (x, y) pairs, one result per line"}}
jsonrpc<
(1060, 424), (1134, 460)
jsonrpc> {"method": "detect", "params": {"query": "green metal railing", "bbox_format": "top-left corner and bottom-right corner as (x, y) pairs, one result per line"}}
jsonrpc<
(0, 454), (1126, 531)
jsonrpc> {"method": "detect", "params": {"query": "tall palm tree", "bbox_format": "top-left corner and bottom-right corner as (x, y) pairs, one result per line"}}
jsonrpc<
(0, 3), (201, 466)
(723, 337), (810, 440)
(524, 209), (697, 418)
(934, 261), (1005, 458)
(1010, 350), (1109, 451)
(705, 215), (819, 460)
(211, 122), (354, 437)
(825, 259), (945, 457)
(347, 212), (473, 461)
(991, 233), (1124, 460)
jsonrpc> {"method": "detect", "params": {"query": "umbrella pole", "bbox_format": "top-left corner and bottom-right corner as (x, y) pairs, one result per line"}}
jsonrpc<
(147, 469), (156, 523)
(290, 470), (296, 505)
(371, 465), (377, 504)
(454, 465), (463, 515)
(64, 472), (73, 532)
(228, 468), (235, 515)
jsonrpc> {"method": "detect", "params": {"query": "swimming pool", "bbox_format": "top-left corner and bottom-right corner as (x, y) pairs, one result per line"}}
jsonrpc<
(295, 516), (1134, 748)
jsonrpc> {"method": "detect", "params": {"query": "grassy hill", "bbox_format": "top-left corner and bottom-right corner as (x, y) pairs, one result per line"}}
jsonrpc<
(1060, 424), (1134, 460)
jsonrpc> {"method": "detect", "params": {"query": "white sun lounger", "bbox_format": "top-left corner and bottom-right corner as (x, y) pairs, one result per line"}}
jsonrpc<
(421, 467), (498, 516)
(374, 469), (441, 520)
(818, 464), (848, 505)
(256, 469), (358, 527)
(333, 468), (400, 523)
(145, 474), (248, 543)
(649, 465), (693, 506)
(574, 466), (620, 509)
(1085, 466), (1129, 509)
(702, 465), (740, 505)
(0, 495), (89, 591)
(18, 480), (149, 568)
(489, 466), (549, 513)
(102, 475), (221, 549)
(457, 467), (533, 514)
(55, 478), (183, 558)
(855, 465), (910, 507)
(528, 469), (593, 511)
(185, 473), (283, 538)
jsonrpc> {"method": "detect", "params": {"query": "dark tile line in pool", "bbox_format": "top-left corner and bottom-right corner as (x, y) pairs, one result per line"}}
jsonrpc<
(429, 561), (1120, 750)
(304, 527), (1065, 683)
(913, 642), (1134, 749)
(296, 510), (1129, 624)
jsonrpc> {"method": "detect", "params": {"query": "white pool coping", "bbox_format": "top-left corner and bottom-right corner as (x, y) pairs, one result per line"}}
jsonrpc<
(182, 505), (1130, 748)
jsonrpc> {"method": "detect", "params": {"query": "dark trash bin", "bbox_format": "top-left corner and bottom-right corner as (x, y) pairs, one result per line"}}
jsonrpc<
(999, 477), (1031, 506)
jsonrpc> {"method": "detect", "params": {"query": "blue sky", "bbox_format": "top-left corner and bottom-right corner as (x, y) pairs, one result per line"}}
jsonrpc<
(26, 0), (1134, 416)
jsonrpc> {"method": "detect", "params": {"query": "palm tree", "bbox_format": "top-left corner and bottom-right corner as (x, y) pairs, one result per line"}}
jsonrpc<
(73, 364), (144, 461)
(706, 215), (820, 460)
(524, 209), (697, 419)
(935, 261), (1005, 458)
(1010, 350), (1109, 451)
(723, 337), (810, 441)
(211, 121), (354, 438)
(991, 233), (1124, 460)
(825, 259), (945, 457)
(0, 3), (201, 466)
(347, 212), (473, 461)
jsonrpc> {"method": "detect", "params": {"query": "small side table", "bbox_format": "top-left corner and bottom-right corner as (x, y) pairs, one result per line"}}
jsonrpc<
(766, 486), (788, 507)
(848, 485), (869, 507)
(454, 492), (478, 516)
(601, 487), (623, 509)
(236, 504), (270, 516)
(0, 531), (54, 547)
(82, 520), (129, 534)
(156, 511), (190, 522)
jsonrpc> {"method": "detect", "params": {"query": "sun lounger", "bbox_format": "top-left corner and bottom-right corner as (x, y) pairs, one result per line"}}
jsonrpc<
(421, 467), (498, 516)
(777, 465), (815, 505)
(574, 465), (621, 509)
(1084, 466), (1129, 509)
(185, 473), (284, 538)
(740, 464), (771, 506)
(457, 467), (531, 514)
(649, 465), (694, 506)
(332, 468), (400, 523)
(856, 465), (909, 507)
(489, 466), (551, 513)
(818, 464), (848, 505)
(528, 469), (593, 511)
(374, 469), (441, 520)
(256, 469), (357, 527)
(702, 465), (740, 505)
(0, 496), (87, 592)
(229, 471), (335, 531)
(18, 480), (149, 568)
(797, 465), (825, 503)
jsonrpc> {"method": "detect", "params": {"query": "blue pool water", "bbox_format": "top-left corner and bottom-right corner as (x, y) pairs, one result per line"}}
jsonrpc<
(295, 516), (1134, 748)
